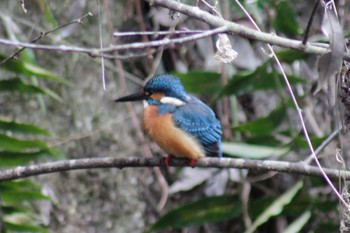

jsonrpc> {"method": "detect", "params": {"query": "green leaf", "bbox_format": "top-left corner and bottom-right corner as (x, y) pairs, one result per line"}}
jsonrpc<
(174, 71), (222, 95)
(234, 105), (286, 136)
(1, 189), (49, 204)
(222, 142), (289, 159)
(0, 55), (66, 83)
(283, 211), (311, 233)
(42, 0), (58, 29)
(0, 150), (48, 167)
(0, 133), (49, 152)
(282, 193), (337, 215)
(0, 180), (41, 190)
(4, 221), (48, 233)
(150, 195), (241, 231)
(0, 78), (62, 101)
(0, 119), (50, 136)
(245, 135), (282, 147)
(245, 181), (303, 233)
(275, 50), (309, 63)
(1, 205), (29, 214)
(291, 134), (327, 150)
(273, 0), (300, 37)
(219, 63), (305, 97)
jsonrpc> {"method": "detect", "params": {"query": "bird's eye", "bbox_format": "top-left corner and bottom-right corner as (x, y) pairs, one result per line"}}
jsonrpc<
(144, 91), (151, 96)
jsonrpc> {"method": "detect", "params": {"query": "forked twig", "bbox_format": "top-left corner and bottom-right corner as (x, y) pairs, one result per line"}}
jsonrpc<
(0, 12), (93, 66)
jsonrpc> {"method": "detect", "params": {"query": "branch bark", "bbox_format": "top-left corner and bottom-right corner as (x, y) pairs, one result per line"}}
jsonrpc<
(0, 157), (349, 181)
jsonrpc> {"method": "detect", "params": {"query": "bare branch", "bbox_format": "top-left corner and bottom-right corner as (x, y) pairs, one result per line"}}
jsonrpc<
(147, 0), (350, 60)
(0, 26), (227, 58)
(0, 157), (350, 182)
(0, 12), (93, 66)
(113, 30), (210, 37)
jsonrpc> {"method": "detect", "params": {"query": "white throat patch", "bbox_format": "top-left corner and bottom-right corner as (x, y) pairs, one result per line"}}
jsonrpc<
(160, 96), (186, 106)
(143, 100), (148, 108)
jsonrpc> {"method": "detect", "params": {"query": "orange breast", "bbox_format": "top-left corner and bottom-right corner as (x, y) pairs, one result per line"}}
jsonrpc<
(143, 106), (205, 159)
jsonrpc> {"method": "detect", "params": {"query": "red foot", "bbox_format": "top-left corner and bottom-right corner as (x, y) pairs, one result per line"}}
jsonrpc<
(164, 155), (174, 167)
(189, 159), (196, 168)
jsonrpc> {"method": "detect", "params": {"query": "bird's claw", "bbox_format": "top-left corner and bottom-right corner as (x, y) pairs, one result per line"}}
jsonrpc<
(164, 155), (174, 167)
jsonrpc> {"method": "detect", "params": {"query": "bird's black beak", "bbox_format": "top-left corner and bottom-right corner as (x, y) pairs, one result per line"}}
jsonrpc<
(115, 92), (146, 102)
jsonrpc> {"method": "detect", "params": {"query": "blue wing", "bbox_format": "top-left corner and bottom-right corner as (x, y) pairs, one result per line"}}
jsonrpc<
(172, 96), (222, 157)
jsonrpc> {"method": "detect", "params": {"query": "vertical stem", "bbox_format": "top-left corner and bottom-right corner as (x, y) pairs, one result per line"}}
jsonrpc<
(302, 0), (320, 45)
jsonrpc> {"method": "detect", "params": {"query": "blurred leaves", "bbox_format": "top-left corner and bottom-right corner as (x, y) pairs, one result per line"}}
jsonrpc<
(0, 133), (49, 152)
(283, 211), (311, 233)
(0, 180), (49, 232)
(0, 78), (62, 101)
(0, 150), (49, 167)
(4, 222), (49, 233)
(0, 119), (50, 136)
(219, 63), (306, 97)
(273, 0), (300, 37)
(0, 18), (62, 231)
(175, 71), (222, 95)
(150, 195), (241, 231)
(245, 181), (303, 233)
(222, 142), (289, 159)
(0, 54), (66, 83)
(234, 104), (286, 136)
(275, 49), (309, 63)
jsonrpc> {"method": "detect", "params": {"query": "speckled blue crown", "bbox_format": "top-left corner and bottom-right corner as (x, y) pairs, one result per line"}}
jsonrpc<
(144, 74), (188, 101)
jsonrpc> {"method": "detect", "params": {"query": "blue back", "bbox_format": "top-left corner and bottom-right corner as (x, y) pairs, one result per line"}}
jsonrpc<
(172, 96), (222, 157)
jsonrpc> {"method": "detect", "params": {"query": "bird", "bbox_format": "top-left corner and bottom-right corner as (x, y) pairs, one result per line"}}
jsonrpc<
(115, 74), (222, 167)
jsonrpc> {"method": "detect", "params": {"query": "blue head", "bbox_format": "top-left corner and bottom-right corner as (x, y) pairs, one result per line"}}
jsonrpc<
(115, 74), (188, 106)
(144, 74), (188, 104)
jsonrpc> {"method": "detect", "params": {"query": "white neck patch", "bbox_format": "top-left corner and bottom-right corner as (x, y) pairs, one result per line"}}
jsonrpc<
(160, 96), (186, 106)
(143, 100), (148, 108)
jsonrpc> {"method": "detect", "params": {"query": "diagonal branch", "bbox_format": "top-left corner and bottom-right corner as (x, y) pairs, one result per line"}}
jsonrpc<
(0, 12), (93, 66)
(0, 157), (349, 182)
(147, 0), (350, 60)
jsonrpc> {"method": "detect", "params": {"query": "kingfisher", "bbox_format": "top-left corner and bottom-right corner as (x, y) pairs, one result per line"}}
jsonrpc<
(115, 74), (222, 167)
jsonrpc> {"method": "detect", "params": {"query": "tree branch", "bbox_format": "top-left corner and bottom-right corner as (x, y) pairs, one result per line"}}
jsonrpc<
(0, 26), (227, 58)
(0, 157), (349, 182)
(147, 0), (350, 60)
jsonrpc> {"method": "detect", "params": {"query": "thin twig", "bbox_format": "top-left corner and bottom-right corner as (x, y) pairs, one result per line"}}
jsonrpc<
(304, 128), (340, 164)
(97, 0), (106, 90)
(0, 12), (93, 66)
(113, 30), (210, 37)
(302, 0), (320, 45)
(1, 157), (350, 182)
(135, 0), (154, 71)
(0, 26), (228, 58)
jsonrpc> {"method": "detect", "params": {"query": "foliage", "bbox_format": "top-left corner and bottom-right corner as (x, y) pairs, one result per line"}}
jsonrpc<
(0, 30), (62, 231)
